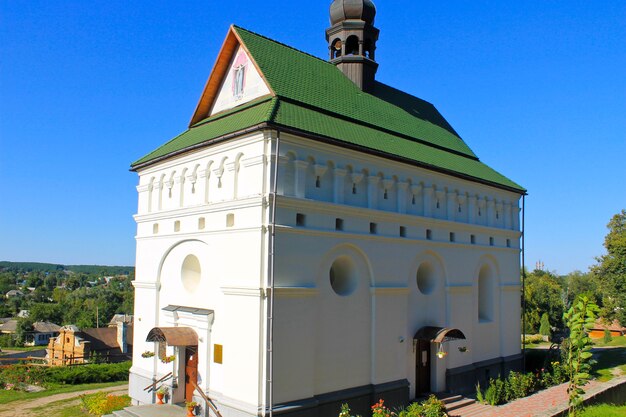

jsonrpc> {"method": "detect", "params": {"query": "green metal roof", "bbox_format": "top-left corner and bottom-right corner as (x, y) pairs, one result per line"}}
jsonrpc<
(132, 97), (276, 166)
(132, 26), (524, 193)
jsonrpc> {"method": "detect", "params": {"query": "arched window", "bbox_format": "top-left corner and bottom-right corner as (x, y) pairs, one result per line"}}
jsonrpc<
(345, 35), (359, 56)
(478, 264), (494, 321)
(364, 39), (374, 59)
(331, 38), (342, 59)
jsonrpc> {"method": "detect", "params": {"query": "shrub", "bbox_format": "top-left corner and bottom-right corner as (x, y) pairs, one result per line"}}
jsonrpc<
(505, 371), (537, 401)
(540, 361), (568, 387)
(43, 362), (131, 385)
(396, 395), (446, 417)
(397, 401), (424, 417)
(483, 377), (507, 405)
(540, 313), (552, 337)
(421, 395), (446, 417)
(524, 334), (545, 345)
(0, 333), (20, 348)
(603, 329), (613, 344)
(0, 365), (47, 388)
(475, 382), (484, 404)
(80, 392), (131, 416)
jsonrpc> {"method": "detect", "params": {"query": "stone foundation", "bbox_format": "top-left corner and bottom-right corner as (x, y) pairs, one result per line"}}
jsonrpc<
(273, 379), (410, 417)
(446, 354), (523, 394)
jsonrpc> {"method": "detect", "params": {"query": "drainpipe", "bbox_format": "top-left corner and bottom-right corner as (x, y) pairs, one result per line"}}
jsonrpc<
(267, 129), (280, 417)
(521, 194), (526, 371)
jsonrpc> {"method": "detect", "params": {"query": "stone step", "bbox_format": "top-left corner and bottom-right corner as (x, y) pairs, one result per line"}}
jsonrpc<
(112, 411), (136, 417)
(447, 402), (495, 417)
(108, 405), (188, 417)
(438, 394), (464, 404)
(444, 397), (476, 412)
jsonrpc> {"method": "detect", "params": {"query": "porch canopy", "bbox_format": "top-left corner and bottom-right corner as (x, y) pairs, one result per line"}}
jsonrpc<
(146, 327), (198, 347)
(413, 326), (466, 343)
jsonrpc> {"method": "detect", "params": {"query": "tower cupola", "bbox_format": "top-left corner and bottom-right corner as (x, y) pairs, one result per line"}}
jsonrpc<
(326, 0), (379, 91)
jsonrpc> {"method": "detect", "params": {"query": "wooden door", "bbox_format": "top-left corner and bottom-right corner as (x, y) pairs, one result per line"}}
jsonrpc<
(415, 340), (431, 395)
(185, 346), (198, 402)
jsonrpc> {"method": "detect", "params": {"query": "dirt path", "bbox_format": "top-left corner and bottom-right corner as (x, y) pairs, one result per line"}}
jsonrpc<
(0, 383), (128, 417)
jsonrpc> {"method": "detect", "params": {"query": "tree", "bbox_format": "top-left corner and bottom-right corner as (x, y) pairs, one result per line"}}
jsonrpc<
(539, 313), (551, 337)
(563, 271), (600, 307)
(15, 317), (34, 345)
(524, 270), (565, 332)
(592, 210), (626, 325)
(30, 303), (64, 324)
(563, 295), (598, 416)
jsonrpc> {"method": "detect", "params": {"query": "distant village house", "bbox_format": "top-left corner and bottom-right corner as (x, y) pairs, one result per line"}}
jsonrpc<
(0, 320), (60, 346)
(47, 322), (133, 365)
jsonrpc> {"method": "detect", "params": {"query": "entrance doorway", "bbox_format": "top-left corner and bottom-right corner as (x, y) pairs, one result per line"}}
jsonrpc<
(185, 346), (198, 402)
(415, 340), (431, 395)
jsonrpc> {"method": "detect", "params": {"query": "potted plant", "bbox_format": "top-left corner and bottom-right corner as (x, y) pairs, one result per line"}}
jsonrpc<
(141, 351), (155, 358)
(156, 386), (169, 405)
(186, 401), (198, 417)
(161, 354), (176, 364)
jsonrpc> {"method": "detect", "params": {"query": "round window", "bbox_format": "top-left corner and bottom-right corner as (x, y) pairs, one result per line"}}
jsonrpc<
(181, 255), (201, 292)
(329, 256), (357, 296)
(416, 262), (436, 294)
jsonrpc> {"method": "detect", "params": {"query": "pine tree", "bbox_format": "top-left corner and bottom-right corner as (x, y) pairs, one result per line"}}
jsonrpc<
(539, 312), (551, 337)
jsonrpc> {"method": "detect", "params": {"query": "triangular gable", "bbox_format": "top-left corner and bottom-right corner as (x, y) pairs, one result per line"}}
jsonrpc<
(190, 26), (274, 127)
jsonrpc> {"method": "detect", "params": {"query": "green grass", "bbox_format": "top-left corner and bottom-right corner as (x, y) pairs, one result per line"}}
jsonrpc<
(579, 404), (626, 417)
(591, 348), (626, 382)
(593, 336), (626, 348)
(0, 346), (46, 352)
(50, 404), (91, 417)
(0, 381), (125, 405)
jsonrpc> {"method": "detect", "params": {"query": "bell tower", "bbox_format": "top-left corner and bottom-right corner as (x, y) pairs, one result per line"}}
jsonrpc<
(326, 0), (380, 91)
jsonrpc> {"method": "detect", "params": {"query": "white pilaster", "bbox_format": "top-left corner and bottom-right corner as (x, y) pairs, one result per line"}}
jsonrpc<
(423, 186), (434, 217)
(397, 182), (408, 214)
(333, 168), (347, 204)
(294, 160), (309, 198)
(367, 176), (380, 210)
(447, 191), (457, 221)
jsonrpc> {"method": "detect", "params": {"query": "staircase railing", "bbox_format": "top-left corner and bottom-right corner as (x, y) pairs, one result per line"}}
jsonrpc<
(143, 372), (173, 392)
(192, 380), (223, 417)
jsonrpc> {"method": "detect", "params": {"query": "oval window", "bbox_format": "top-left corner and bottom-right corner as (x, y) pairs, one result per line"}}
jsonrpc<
(181, 255), (201, 292)
(416, 262), (436, 295)
(329, 256), (357, 296)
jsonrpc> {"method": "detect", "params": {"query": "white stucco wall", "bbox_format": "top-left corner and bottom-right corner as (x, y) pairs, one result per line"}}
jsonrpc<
(131, 132), (272, 414)
(270, 134), (522, 401)
(131, 128), (522, 412)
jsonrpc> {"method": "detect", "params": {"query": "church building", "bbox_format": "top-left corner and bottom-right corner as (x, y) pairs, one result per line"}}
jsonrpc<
(129, 2), (526, 417)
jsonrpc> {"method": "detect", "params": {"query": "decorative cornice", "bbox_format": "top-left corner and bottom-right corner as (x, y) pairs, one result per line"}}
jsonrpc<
(273, 287), (319, 298)
(446, 284), (473, 294)
(132, 281), (161, 290)
(500, 284), (521, 292)
(370, 286), (410, 295)
(221, 286), (264, 297)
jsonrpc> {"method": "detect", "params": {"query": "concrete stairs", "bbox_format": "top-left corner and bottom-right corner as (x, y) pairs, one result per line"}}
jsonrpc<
(104, 404), (188, 417)
(436, 393), (494, 417)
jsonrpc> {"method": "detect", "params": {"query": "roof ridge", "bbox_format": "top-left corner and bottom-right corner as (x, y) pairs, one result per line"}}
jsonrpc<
(232, 25), (329, 65)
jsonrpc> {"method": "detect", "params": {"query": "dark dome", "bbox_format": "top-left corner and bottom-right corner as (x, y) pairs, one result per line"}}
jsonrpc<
(330, 0), (376, 25)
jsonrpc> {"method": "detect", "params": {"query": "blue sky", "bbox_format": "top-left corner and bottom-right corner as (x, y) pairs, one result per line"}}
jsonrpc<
(1, 1), (624, 274)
